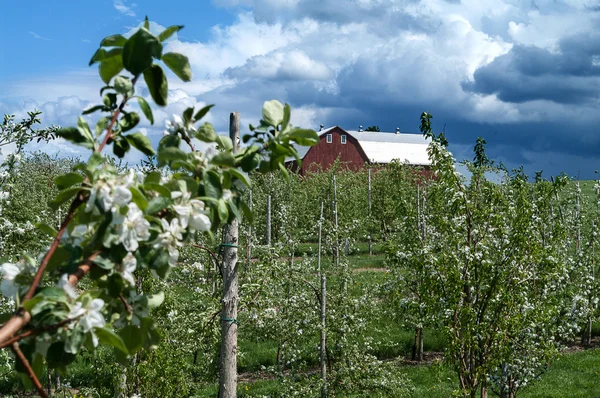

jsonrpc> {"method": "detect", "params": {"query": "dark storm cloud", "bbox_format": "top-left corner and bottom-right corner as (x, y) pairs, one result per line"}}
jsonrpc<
(465, 32), (600, 104)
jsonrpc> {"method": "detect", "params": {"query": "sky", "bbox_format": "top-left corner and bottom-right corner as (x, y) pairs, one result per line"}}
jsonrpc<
(2, 0), (600, 179)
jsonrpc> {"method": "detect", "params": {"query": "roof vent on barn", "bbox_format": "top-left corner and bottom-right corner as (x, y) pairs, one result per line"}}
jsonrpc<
(359, 125), (363, 132)
(396, 127), (400, 134)
(319, 124), (324, 131)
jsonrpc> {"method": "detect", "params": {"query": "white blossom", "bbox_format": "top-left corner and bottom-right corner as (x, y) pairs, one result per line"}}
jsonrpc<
(0, 262), (22, 298)
(172, 191), (211, 231)
(68, 298), (106, 347)
(85, 170), (137, 213)
(111, 203), (151, 252)
(122, 253), (137, 286)
(154, 218), (184, 266)
(57, 274), (78, 299)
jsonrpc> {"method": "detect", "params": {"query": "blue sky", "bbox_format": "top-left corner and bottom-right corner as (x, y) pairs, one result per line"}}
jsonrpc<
(2, 0), (600, 178)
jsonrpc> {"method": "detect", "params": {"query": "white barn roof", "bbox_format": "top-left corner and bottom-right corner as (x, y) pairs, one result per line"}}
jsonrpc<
(345, 130), (432, 165)
(293, 126), (432, 166)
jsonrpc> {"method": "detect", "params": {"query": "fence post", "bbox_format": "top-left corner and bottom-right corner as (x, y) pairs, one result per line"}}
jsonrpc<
(246, 190), (252, 270)
(266, 194), (271, 246)
(320, 274), (327, 398)
(368, 168), (372, 256)
(219, 112), (240, 398)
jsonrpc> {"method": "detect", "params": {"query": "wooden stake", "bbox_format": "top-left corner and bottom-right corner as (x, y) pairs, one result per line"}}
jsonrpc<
(219, 112), (240, 398)
(320, 274), (327, 398)
(318, 202), (324, 273)
(247, 190), (252, 270)
(266, 195), (271, 246)
(368, 168), (372, 256)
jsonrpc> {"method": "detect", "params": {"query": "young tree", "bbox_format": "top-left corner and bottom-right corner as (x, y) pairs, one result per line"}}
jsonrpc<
(0, 19), (318, 397)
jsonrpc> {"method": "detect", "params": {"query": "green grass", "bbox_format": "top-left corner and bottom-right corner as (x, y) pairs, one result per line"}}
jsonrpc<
(191, 349), (600, 397)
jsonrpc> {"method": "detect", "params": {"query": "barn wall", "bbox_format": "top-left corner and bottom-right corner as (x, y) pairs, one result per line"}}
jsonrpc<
(301, 127), (368, 174)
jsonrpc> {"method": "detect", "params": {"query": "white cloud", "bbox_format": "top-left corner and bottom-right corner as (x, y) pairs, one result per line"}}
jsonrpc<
(113, 0), (136, 17)
(226, 50), (333, 81)
(29, 31), (50, 41)
(5, 0), (600, 175)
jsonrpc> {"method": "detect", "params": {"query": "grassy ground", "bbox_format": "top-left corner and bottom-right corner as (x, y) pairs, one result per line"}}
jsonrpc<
(5, 247), (600, 397)
(192, 348), (600, 397)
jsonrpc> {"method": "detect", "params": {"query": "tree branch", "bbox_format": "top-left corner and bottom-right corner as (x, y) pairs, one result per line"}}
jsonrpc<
(0, 318), (74, 350)
(0, 254), (97, 345)
(11, 342), (48, 398)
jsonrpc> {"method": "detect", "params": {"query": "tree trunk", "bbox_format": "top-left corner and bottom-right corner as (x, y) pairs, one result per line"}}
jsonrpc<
(218, 112), (240, 398)
(418, 326), (424, 361)
(320, 275), (327, 398)
(412, 328), (419, 360)
(46, 368), (51, 396)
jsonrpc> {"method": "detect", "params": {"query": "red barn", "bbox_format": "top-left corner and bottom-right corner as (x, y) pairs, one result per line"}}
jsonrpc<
(287, 126), (432, 175)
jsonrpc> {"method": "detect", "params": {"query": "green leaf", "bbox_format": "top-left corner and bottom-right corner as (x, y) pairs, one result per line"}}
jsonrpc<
(39, 287), (67, 301)
(287, 128), (319, 146)
(129, 186), (148, 210)
(66, 329), (86, 355)
(96, 327), (129, 355)
(89, 48), (106, 66)
(113, 136), (131, 158)
(103, 93), (118, 108)
(183, 110), (198, 128)
(35, 223), (58, 238)
(158, 25), (184, 42)
(47, 246), (75, 273)
(82, 105), (106, 115)
(215, 135), (233, 151)
(240, 152), (259, 172)
(50, 187), (82, 210)
(99, 55), (124, 85)
(122, 27), (162, 76)
(193, 104), (214, 122)
(240, 200), (253, 223)
(22, 296), (44, 313)
(195, 122), (217, 142)
(100, 34), (127, 47)
(93, 255), (115, 270)
(114, 75), (133, 96)
(56, 127), (95, 150)
(203, 170), (222, 199)
(146, 196), (171, 215)
(211, 151), (235, 167)
(145, 171), (161, 184)
(143, 64), (168, 106)
(119, 112), (140, 132)
(228, 169), (251, 188)
(278, 162), (290, 181)
(87, 152), (104, 172)
(144, 182), (171, 198)
(282, 103), (291, 131)
(146, 291), (164, 309)
(90, 47), (123, 66)
(125, 132), (155, 156)
(144, 16), (150, 30)
(158, 133), (181, 149)
(46, 342), (77, 369)
(55, 172), (84, 190)
(78, 116), (95, 140)
(262, 100), (284, 127)
(158, 146), (186, 162)
(137, 97), (154, 124)
(119, 325), (143, 354)
(107, 273), (125, 296)
(217, 199), (229, 222)
(162, 52), (192, 82)
(95, 117), (109, 137)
